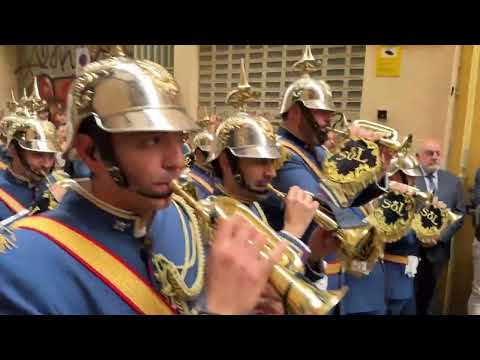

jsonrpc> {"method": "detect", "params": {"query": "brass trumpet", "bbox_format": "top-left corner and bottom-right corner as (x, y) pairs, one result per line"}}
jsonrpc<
(388, 181), (462, 244)
(391, 181), (462, 218)
(170, 179), (348, 315)
(40, 170), (71, 210)
(266, 184), (375, 260)
(328, 113), (411, 152)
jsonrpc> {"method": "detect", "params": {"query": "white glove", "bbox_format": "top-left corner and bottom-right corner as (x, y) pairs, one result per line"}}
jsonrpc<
(314, 275), (329, 291)
(405, 256), (420, 278)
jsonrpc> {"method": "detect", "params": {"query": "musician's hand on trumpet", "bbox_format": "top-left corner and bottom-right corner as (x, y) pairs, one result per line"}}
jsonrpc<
(283, 186), (320, 239)
(349, 123), (395, 173)
(389, 180), (417, 196)
(206, 214), (288, 315)
(49, 181), (67, 203)
(253, 282), (285, 315)
(349, 124), (383, 142)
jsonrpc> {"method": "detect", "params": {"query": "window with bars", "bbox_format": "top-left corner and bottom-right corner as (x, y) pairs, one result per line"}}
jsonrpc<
(133, 45), (175, 73)
(198, 45), (366, 120)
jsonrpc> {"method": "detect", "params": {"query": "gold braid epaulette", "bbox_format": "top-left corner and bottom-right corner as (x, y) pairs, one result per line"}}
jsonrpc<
(151, 194), (206, 313)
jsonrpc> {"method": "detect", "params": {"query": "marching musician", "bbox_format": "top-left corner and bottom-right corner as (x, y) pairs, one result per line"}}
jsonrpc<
(267, 45), (391, 315)
(0, 47), (284, 315)
(382, 154), (423, 315)
(0, 84), (63, 222)
(188, 123), (217, 199)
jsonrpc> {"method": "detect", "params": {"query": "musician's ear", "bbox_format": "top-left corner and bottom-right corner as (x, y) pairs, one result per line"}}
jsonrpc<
(76, 134), (97, 162)
(217, 152), (230, 174)
(287, 103), (301, 121)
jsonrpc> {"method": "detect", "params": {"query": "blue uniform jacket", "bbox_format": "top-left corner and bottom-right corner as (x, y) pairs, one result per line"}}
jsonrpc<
(0, 180), (187, 314)
(0, 169), (49, 220)
(190, 164), (216, 200)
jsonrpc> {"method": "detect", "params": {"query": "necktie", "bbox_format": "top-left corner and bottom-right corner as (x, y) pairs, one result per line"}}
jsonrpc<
(426, 173), (437, 194)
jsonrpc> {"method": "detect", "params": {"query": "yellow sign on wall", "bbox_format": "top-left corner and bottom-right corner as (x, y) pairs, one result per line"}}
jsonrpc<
(376, 46), (402, 77)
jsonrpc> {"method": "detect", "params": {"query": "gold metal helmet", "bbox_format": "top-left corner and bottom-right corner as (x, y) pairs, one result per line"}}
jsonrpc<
(387, 152), (422, 178)
(1, 84), (61, 153)
(6, 116), (61, 153)
(207, 59), (280, 163)
(27, 77), (48, 115)
(191, 106), (215, 153)
(65, 45), (198, 152)
(197, 106), (212, 129)
(279, 45), (336, 117)
(192, 130), (214, 153)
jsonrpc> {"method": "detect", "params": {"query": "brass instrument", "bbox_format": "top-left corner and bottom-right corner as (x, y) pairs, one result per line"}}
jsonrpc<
(389, 181), (463, 243)
(328, 114), (412, 152)
(170, 178), (348, 315)
(41, 170), (70, 210)
(266, 184), (375, 260)
(390, 181), (462, 221)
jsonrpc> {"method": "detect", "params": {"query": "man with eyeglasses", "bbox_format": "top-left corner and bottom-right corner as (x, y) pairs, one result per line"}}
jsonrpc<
(415, 138), (465, 315)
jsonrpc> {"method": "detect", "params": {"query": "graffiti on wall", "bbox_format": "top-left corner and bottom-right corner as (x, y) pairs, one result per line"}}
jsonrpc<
(15, 45), (133, 107)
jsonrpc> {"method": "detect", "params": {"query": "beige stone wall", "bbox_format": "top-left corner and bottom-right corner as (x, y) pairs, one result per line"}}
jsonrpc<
(174, 45), (199, 120)
(360, 45), (457, 164)
(0, 46), (18, 113)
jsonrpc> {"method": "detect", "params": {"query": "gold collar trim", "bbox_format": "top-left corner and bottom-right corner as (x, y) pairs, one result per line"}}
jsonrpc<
(60, 178), (147, 237)
(7, 167), (36, 187)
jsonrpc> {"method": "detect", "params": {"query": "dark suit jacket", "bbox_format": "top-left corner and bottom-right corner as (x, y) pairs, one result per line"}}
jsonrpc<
(415, 169), (465, 264)
(473, 169), (480, 207)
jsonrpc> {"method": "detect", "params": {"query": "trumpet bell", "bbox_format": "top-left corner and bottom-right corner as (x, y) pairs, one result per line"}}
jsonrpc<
(271, 264), (348, 315)
(449, 211), (463, 223)
(339, 226), (376, 259)
(286, 284), (348, 315)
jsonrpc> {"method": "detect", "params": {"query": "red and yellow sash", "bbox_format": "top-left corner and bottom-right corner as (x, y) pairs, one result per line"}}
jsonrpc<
(13, 216), (176, 315)
(0, 187), (27, 214)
